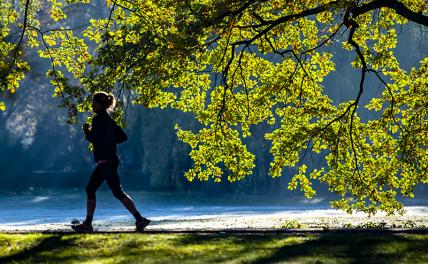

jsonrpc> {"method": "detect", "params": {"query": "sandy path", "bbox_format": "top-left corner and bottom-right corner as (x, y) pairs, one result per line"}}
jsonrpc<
(1, 207), (427, 233)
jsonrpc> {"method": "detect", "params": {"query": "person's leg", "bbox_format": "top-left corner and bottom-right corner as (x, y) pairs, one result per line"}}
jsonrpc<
(72, 166), (104, 232)
(85, 198), (96, 224)
(84, 165), (105, 224)
(103, 162), (145, 222)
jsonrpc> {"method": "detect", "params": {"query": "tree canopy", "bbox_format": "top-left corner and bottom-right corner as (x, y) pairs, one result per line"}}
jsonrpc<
(1, 0), (427, 214)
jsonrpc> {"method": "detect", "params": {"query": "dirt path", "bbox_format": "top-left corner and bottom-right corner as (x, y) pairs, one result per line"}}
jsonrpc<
(1, 209), (427, 233)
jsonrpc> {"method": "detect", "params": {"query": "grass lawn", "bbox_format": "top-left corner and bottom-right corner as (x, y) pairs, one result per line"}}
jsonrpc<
(0, 233), (427, 263)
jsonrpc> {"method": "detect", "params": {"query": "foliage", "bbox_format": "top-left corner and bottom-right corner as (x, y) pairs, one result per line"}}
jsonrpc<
(281, 220), (307, 229)
(0, 0), (427, 214)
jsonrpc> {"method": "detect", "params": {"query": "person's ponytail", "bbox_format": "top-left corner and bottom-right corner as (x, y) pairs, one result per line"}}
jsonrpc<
(93, 91), (116, 113)
(106, 94), (116, 112)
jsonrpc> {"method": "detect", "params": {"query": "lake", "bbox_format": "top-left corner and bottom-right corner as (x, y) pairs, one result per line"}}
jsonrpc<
(1, 188), (427, 231)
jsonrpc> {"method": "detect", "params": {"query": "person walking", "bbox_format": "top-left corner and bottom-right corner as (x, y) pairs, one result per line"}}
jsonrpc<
(72, 91), (150, 233)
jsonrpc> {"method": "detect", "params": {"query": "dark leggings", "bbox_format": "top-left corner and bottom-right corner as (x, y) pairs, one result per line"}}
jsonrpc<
(85, 161), (127, 201)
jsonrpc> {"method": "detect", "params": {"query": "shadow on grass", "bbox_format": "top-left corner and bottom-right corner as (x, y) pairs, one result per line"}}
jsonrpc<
(249, 233), (428, 264)
(0, 235), (76, 263)
(176, 233), (428, 264)
(1, 233), (428, 263)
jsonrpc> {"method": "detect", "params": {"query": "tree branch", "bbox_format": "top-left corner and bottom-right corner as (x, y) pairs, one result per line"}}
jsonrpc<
(343, 8), (367, 180)
(351, 0), (428, 27)
(232, 1), (342, 46)
(1, 0), (30, 85)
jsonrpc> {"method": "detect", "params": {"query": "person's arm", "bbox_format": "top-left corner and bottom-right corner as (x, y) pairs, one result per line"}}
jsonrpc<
(115, 123), (128, 144)
(83, 117), (98, 143)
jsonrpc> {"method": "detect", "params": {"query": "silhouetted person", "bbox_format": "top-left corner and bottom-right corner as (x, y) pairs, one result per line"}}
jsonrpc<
(72, 91), (150, 233)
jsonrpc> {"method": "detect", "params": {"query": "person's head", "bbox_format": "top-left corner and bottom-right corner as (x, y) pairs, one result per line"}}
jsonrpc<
(92, 91), (116, 113)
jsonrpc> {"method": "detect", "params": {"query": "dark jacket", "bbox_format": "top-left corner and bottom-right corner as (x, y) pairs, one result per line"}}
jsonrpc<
(84, 111), (128, 162)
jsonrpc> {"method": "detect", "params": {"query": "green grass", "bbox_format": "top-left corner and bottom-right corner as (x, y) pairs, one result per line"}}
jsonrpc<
(0, 233), (427, 263)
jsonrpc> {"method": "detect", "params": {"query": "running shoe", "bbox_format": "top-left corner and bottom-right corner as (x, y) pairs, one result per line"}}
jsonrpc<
(71, 220), (93, 233)
(136, 218), (151, 233)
